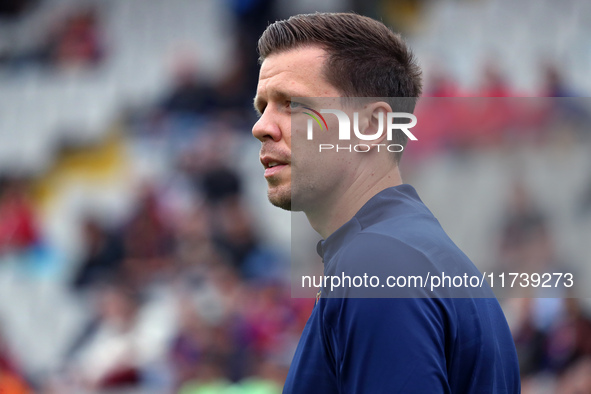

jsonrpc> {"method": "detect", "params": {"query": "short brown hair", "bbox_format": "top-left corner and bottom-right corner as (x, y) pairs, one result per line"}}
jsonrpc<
(258, 12), (422, 162)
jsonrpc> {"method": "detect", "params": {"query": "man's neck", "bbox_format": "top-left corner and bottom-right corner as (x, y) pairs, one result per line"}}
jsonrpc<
(305, 166), (403, 239)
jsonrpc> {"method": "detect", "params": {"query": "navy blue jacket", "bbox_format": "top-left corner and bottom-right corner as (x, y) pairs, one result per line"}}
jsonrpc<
(283, 184), (520, 393)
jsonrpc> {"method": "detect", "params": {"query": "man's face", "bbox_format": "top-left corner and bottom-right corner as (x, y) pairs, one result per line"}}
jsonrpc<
(252, 47), (341, 210)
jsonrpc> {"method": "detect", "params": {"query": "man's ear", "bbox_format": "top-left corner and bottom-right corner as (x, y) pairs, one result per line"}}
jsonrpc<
(357, 101), (392, 145)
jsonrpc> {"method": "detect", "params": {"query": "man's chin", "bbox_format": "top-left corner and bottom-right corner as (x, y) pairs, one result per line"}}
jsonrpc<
(268, 192), (292, 211)
(267, 185), (295, 211)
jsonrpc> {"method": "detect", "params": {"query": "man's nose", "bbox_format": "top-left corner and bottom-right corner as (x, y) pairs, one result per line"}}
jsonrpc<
(252, 110), (282, 142)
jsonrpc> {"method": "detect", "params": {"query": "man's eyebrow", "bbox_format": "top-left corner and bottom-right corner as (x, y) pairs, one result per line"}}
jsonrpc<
(276, 89), (309, 102)
(253, 96), (264, 115)
(253, 88), (312, 115)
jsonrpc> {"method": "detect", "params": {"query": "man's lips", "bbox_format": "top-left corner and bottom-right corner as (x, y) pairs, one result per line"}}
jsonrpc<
(260, 156), (289, 178)
(264, 163), (288, 177)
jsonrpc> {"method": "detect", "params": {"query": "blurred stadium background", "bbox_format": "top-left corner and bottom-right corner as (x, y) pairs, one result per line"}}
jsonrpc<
(0, 0), (590, 393)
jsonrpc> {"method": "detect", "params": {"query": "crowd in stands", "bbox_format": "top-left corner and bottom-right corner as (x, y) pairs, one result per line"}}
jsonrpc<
(36, 147), (308, 392)
(0, 73), (587, 394)
(1, 5), (104, 72)
(0, 148), (310, 393)
(0, 1), (590, 393)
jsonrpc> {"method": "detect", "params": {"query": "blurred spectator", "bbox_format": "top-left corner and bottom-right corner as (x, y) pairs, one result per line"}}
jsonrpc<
(47, 7), (104, 70)
(228, 0), (274, 43)
(498, 180), (551, 274)
(2, 5), (104, 72)
(212, 197), (285, 279)
(59, 281), (172, 392)
(152, 49), (258, 131)
(542, 64), (577, 98)
(476, 61), (513, 98)
(159, 55), (220, 116)
(424, 68), (461, 97)
(539, 63), (590, 137)
(511, 298), (547, 376)
(179, 129), (244, 198)
(170, 295), (214, 386)
(71, 217), (124, 291)
(173, 205), (225, 276)
(0, 177), (39, 254)
(119, 186), (174, 288)
(201, 168), (242, 205)
(512, 297), (591, 391)
(227, 0), (276, 107)
(545, 298), (591, 373)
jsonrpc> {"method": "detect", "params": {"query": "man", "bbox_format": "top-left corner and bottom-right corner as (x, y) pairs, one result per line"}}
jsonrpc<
(252, 12), (520, 393)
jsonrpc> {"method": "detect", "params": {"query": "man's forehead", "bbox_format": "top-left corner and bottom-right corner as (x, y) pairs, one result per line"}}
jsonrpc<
(259, 46), (328, 79)
(255, 47), (341, 104)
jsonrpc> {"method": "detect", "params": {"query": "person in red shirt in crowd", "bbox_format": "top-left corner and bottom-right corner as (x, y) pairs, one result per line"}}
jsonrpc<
(0, 177), (39, 254)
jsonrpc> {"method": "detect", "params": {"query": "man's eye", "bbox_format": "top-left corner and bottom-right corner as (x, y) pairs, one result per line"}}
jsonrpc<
(289, 101), (303, 109)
